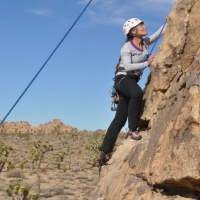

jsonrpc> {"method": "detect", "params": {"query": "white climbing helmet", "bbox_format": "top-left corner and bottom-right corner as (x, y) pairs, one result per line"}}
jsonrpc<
(123, 18), (143, 35)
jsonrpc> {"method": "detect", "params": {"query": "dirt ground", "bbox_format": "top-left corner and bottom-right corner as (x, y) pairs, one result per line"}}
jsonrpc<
(0, 129), (124, 200)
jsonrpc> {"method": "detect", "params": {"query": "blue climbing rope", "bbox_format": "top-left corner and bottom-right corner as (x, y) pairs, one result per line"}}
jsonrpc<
(144, 20), (167, 61)
(140, 20), (167, 76)
(0, 0), (93, 126)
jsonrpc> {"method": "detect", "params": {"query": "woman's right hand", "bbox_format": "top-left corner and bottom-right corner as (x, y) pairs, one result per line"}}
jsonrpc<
(147, 55), (156, 65)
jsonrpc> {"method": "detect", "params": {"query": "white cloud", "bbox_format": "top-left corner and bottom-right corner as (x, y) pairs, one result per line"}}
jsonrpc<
(29, 9), (52, 18)
(83, 0), (176, 25)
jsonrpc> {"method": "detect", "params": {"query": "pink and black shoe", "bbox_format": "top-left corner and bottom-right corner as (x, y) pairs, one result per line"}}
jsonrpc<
(125, 130), (142, 140)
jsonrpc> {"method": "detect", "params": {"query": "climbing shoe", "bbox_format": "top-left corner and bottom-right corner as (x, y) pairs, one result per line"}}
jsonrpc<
(125, 130), (142, 140)
(99, 151), (111, 166)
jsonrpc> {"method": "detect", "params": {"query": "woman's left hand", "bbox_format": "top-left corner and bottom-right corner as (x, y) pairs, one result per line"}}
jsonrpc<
(147, 55), (156, 65)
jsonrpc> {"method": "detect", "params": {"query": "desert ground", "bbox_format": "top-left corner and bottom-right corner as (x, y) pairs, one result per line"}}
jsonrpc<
(0, 125), (124, 200)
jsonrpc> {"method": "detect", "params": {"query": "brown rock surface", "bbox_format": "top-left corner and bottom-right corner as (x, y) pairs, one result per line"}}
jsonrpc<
(98, 0), (200, 199)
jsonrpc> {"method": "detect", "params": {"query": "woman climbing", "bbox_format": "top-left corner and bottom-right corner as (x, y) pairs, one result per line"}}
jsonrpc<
(100, 18), (166, 166)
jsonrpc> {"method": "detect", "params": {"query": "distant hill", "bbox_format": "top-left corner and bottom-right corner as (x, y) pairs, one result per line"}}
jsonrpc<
(0, 119), (74, 134)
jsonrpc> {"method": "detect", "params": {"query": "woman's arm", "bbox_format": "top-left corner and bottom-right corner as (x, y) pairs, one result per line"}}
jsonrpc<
(144, 22), (167, 45)
(120, 43), (148, 72)
(120, 51), (148, 72)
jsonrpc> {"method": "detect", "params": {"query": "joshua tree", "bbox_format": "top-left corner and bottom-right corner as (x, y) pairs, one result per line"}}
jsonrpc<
(0, 140), (13, 173)
(30, 140), (53, 196)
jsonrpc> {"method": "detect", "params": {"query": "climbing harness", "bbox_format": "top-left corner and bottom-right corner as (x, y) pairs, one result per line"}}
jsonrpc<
(0, 0), (93, 126)
(110, 21), (167, 111)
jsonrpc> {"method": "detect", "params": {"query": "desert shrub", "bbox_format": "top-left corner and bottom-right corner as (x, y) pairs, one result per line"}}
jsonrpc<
(30, 140), (53, 197)
(85, 131), (105, 167)
(6, 181), (39, 200)
(0, 140), (13, 173)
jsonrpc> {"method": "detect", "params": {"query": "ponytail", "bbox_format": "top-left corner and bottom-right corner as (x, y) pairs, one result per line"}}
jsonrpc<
(126, 34), (134, 42)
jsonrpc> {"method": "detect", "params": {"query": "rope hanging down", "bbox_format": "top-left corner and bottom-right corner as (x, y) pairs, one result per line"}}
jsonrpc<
(0, 0), (93, 126)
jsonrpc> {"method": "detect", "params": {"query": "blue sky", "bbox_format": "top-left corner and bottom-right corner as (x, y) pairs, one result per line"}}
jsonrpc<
(0, 0), (175, 131)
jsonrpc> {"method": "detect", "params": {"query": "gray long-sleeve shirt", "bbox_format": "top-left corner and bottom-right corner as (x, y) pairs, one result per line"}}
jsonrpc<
(116, 23), (166, 76)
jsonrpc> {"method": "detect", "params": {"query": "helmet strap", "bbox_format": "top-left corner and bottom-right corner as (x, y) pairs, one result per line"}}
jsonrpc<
(128, 32), (143, 40)
(131, 34), (143, 39)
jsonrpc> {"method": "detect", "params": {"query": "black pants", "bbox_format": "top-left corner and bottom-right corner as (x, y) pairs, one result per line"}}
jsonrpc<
(101, 75), (143, 153)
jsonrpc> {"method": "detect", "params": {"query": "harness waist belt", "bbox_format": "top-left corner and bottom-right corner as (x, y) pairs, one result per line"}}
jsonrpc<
(118, 67), (125, 72)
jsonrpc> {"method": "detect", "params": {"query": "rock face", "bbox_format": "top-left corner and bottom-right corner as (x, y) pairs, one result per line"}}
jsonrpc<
(98, 0), (200, 199)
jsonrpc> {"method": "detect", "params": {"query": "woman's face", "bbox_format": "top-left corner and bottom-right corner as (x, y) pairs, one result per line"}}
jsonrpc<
(132, 23), (147, 37)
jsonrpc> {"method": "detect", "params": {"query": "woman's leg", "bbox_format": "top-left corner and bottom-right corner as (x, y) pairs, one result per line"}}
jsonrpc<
(118, 76), (143, 131)
(101, 95), (129, 153)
